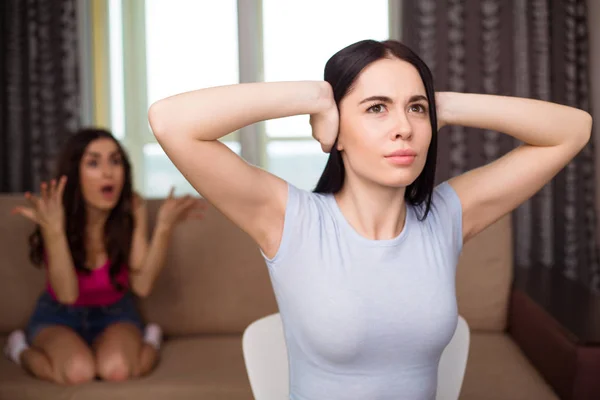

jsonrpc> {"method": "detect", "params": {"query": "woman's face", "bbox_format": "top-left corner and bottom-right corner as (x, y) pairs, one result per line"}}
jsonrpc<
(337, 57), (432, 189)
(79, 138), (125, 211)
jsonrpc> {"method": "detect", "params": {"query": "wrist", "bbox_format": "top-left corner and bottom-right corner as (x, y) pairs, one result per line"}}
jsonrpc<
(154, 220), (174, 237)
(41, 226), (67, 242)
(435, 92), (455, 127)
(134, 210), (147, 226)
(315, 81), (335, 114)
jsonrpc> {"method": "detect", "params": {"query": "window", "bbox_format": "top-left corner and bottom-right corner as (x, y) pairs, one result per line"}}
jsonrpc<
(142, 142), (241, 198)
(143, 0), (239, 197)
(144, 0), (239, 107)
(109, 0), (239, 197)
(108, 0), (125, 140)
(262, 0), (390, 138)
(107, 0), (392, 196)
(262, 0), (389, 190)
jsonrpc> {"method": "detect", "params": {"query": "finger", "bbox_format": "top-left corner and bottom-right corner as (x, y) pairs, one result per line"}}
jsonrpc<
(172, 197), (198, 219)
(24, 192), (41, 209)
(56, 175), (68, 199)
(49, 179), (57, 199)
(187, 211), (205, 220)
(173, 200), (192, 216)
(179, 207), (205, 220)
(180, 196), (198, 211)
(12, 206), (38, 223)
(194, 199), (208, 210)
(40, 182), (49, 202)
(168, 186), (175, 200)
(175, 194), (191, 204)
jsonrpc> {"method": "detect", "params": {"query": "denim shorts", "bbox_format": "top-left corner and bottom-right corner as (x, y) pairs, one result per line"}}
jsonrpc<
(25, 291), (145, 346)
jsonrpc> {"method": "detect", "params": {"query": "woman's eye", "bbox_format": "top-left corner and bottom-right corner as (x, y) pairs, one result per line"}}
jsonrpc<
(409, 104), (426, 113)
(87, 160), (97, 167)
(111, 157), (122, 165)
(367, 104), (386, 113)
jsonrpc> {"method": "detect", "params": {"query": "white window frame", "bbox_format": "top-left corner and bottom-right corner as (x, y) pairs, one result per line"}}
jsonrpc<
(98, 0), (402, 194)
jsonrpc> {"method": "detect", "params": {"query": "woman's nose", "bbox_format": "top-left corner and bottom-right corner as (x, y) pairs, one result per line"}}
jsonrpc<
(390, 113), (413, 140)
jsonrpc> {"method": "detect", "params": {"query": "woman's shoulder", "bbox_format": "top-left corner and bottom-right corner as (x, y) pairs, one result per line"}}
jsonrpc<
(411, 181), (463, 254)
(409, 181), (461, 217)
(263, 182), (335, 265)
(282, 182), (336, 227)
(285, 182), (331, 212)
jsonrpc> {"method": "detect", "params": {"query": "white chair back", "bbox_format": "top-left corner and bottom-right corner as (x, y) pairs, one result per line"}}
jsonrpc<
(242, 313), (470, 400)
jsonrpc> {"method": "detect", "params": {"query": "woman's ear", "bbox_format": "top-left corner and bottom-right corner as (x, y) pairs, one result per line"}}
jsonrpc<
(335, 135), (344, 152)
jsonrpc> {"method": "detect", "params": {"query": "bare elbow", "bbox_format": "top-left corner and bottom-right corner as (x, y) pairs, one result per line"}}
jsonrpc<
(576, 111), (593, 148)
(135, 289), (151, 299)
(56, 291), (78, 305)
(132, 282), (152, 298)
(148, 101), (169, 140)
(566, 110), (593, 150)
(583, 111), (593, 135)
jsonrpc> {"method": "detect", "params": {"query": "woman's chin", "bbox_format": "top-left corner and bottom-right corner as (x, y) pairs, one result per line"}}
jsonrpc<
(86, 198), (119, 212)
(375, 173), (420, 189)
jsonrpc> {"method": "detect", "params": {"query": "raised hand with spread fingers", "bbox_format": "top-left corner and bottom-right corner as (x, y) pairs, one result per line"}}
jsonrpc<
(12, 176), (68, 235)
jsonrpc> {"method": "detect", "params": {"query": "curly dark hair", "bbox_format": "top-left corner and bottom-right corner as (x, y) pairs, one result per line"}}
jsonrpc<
(29, 128), (135, 292)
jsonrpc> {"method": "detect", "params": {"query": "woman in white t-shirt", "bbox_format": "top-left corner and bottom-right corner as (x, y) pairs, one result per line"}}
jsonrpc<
(147, 39), (591, 399)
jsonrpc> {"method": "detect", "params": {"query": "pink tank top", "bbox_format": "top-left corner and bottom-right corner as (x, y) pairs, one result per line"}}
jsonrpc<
(46, 260), (130, 307)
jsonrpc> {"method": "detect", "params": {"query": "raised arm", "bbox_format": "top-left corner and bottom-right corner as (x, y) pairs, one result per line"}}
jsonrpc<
(129, 190), (205, 297)
(439, 92), (593, 242)
(13, 177), (79, 304)
(148, 81), (337, 257)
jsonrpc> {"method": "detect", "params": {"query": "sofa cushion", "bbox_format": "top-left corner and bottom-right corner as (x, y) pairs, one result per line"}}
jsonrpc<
(460, 332), (559, 400)
(0, 194), (514, 337)
(0, 195), (46, 334)
(456, 215), (513, 332)
(0, 334), (253, 400)
(0, 332), (559, 400)
(0, 194), (278, 336)
(139, 201), (278, 336)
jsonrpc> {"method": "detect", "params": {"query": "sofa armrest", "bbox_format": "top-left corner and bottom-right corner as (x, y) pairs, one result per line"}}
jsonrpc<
(509, 287), (578, 399)
(509, 267), (600, 400)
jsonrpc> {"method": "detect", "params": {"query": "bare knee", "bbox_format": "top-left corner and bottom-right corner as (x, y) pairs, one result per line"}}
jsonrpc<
(97, 351), (133, 382)
(62, 353), (95, 385)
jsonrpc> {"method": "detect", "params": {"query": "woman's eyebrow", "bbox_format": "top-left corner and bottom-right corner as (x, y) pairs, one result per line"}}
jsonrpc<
(359, 95), (394, 105)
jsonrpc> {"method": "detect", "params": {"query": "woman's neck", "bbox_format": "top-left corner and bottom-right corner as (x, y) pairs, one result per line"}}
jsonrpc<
(335, 176), (407, 241)
(85, 206), (110, 243)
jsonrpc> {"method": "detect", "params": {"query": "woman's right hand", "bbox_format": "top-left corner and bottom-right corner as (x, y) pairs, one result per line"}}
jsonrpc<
(12, 176), (67, 235)
(309, 82), (339, 153)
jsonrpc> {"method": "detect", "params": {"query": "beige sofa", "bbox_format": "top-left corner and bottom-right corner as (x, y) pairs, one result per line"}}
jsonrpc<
(0, 194), (560, 399)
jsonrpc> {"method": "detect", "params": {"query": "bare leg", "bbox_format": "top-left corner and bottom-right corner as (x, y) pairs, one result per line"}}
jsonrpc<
(23, 326), (95, 385)
(94, 322), (158, 381)
(20, 348), (54, 382)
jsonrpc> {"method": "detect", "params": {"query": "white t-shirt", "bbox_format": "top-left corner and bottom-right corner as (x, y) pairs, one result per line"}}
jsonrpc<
(262, 181), (464, 400)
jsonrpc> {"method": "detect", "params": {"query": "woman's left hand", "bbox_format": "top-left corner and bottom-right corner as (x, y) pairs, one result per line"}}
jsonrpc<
(156, 187), (207, 230)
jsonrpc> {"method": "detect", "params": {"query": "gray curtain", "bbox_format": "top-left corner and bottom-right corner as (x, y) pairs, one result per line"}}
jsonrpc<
(402, 0), (600, 291)
(0, 0), (81, 193)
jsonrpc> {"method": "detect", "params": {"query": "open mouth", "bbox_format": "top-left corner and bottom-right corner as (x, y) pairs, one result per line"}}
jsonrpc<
(101, 185), (115, 198)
